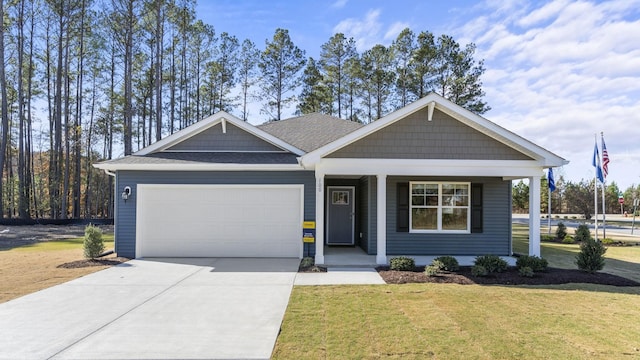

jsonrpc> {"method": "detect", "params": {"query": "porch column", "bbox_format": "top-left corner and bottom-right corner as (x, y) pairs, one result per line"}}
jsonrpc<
(315, 172), (325, 264)
(376, 174), (387, 265)
(528, 175), (541, 256)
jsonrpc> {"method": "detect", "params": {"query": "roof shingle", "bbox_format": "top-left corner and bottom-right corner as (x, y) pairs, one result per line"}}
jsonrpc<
(258, 113), (363, 152)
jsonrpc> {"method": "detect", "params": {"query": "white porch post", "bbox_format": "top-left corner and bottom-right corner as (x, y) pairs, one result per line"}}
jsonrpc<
(376, 174), (387, 265)
(529, 175), (541, 256)
(315, 172), (325, 264)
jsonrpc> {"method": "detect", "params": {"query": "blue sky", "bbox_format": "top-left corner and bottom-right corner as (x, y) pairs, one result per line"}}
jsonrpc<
(196, 0), (640, 192)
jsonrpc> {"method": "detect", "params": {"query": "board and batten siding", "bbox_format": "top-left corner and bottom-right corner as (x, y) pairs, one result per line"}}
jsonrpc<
(382, 177), (512, 256)
(166, 122), (284, 152)
(115, 170), (316, 258)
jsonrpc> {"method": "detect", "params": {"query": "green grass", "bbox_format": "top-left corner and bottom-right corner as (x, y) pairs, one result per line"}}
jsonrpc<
(513, 224), (640, 282)
(273, 223), (640, 359)
(273, 284), (640, 359)
(11, 235), (114, 252)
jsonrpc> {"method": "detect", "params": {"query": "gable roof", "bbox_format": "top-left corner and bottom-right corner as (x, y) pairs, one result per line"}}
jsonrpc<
(135, 111), (305, 156)
(258, 113), (363, 153)
(300, 93), (568, 168)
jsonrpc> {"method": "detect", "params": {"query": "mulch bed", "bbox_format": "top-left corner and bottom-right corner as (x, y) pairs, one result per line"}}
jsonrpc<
(377, 266), (640, 286)
(299, 265), (328, 273)
(57, 257), (130, 269)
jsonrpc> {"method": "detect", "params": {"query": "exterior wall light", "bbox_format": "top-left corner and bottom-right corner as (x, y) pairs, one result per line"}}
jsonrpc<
(122, 186), (132, 202)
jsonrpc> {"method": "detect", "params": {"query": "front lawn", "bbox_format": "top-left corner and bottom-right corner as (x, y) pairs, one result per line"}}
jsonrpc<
(274, 223), (640, 359)
(0, 235), (118, 303)
(273, 284), (640, 359)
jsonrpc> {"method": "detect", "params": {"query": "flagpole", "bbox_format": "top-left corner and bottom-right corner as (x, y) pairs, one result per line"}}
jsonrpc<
(594, 134), (599, 241)
(601, 132), (607, 240)
(548, 184), (552, 235)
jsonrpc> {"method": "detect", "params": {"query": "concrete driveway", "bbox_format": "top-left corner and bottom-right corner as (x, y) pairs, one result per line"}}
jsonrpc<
(0, 258), (299, 360)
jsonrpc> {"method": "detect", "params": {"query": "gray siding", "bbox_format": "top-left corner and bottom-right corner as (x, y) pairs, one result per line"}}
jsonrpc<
(328, 108), (532, 160)
(167, 122), (284, 152)
(115, 170), (316, 258)
(385, 176), (512, 256)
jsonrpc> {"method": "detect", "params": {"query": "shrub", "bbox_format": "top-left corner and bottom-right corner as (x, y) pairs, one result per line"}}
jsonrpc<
(299, 257), (314, 268)
(541, 234), (556, 242)
(574, 224), (592, 242)
(433, 256), (459, 272)
(575, 238), (607, 273)
(519, 266), (535, 278)
(474, 255), (508, 274)
(83, 224), (104, 259)
(555, 222), (567, 240)
(562, 235), (575, 244)
(601, 238), (615, 245)
(516, 255), (548, 272)
(389, 256), (415, 271)
(471, 265), (488, 277)
(424, 265), (440, 277)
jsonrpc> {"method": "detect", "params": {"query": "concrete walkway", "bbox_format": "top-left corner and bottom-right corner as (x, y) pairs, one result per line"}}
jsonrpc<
(294, 267), (386, 286)
(0, 258), (299, 360)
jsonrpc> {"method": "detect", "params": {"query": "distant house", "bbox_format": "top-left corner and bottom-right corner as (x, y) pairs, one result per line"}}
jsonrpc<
(94, 93), (568, 265)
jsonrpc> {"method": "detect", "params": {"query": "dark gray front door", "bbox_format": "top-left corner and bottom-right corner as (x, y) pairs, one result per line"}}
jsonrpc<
(326, 187), (355, 245)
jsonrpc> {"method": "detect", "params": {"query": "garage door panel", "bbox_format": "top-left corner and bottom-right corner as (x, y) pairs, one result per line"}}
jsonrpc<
(137, 185), (302, 258)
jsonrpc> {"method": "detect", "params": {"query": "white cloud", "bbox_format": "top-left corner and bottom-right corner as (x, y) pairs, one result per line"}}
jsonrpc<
(333, 9), (409, 51)
(333, 9), (383, 51)
(455, 0), (640, 189)
(331, 0), (348, 9)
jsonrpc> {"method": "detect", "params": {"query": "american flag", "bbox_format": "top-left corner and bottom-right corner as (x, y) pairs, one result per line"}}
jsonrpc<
(601, 135), (609, 179)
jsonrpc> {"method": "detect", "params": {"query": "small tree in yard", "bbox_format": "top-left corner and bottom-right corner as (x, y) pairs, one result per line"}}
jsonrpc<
(555, 222), (567, 240)
(84, 225), (104, 259)
(575, 237), (607, 273)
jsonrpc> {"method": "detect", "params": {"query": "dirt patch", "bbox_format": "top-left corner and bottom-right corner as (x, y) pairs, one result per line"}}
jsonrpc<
(0, 224), (114, 250)
(377, 266), (640, 286)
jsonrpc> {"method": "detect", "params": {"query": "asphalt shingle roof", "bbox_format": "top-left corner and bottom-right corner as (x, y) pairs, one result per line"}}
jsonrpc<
(258, 113), (363, 153)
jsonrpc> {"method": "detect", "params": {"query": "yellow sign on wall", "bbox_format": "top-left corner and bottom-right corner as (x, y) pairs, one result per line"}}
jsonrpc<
(303, 221), (315, 242)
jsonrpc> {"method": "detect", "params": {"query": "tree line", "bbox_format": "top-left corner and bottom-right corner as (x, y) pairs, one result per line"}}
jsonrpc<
(512, 177), (640, 218)
(0, 0), (488, 220)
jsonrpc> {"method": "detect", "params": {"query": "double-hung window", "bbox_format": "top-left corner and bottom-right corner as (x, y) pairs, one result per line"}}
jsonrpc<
(410, 182), (470, 233)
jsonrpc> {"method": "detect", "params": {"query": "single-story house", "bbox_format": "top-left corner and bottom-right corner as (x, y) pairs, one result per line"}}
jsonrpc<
(94, 93), (568, 265)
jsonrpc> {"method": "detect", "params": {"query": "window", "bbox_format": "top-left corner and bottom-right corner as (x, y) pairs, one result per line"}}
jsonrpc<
(410, 182), (470, 233)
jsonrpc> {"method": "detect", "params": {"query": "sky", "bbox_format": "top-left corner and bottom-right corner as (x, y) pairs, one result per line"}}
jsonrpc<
(196, 0), (640, 192)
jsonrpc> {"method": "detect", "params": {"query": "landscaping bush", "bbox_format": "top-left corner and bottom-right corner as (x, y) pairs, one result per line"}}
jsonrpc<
(601, 238), (615, 245)
(574, 224), (592, 242)
(575, 238), (607, 273)
(555, 222), (567, 240)
(541, 234), (556, 242)
(562, 235), (575, 244)
(474, 255), (508, 274)
(471, 265), (488, 277)
(389, 256), (415, 271)
(83, 224), (104, 259)
(516, 255), (548, 272)
(433, 256), (459, 272)
(424, 265), (440, 277)
(300, 257), (314, 268)
(519, 266), (535, 278)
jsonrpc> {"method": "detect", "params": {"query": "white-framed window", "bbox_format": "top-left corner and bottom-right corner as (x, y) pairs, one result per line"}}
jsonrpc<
(409, 182), (470, 233)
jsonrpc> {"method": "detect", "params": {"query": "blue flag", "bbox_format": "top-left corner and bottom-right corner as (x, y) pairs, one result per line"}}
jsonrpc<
(593, 141), (604, 183)
(548, 168), (556, 192)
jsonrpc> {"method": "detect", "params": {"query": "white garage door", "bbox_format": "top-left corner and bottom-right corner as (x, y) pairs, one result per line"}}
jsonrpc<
(136, 184), (303, 258)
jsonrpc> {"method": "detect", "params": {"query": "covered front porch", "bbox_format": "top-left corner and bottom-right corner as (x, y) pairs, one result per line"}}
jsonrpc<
(313, 164), (544, 266)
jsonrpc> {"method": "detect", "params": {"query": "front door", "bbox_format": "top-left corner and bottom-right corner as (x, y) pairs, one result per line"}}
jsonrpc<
(326, 187), (355, 245)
